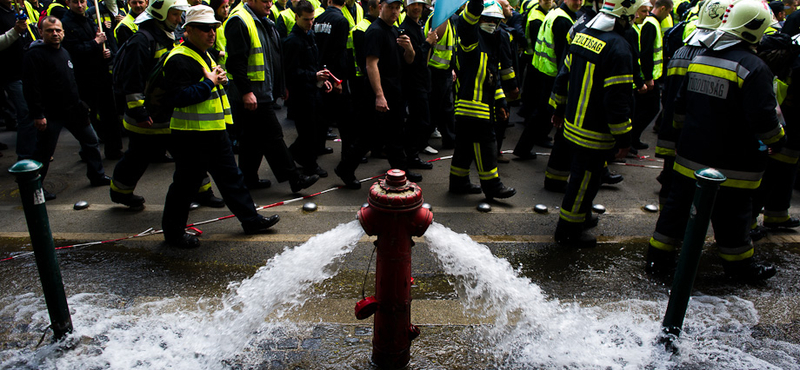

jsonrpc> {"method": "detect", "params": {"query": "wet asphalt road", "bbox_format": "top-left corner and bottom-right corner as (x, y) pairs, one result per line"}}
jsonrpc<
(1, 104), (800, 368)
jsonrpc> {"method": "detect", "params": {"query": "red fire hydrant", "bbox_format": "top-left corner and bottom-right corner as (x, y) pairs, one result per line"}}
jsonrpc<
(355, 169), (433, 369)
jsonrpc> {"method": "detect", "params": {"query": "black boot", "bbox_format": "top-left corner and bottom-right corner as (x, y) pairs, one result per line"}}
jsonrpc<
(449, 174), (482, 194)
(194, 189), (225, 208)
(645, 245), (676, 275)
(483, 181), (516, 200)
(110, 189), (145, 209)
(334, 166), (361, 189)
(554, 222), (596, 248)
(723, 258), (777, 282)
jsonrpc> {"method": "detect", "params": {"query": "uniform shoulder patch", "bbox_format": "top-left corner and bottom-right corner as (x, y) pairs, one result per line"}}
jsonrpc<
(572, 33), (606, 54)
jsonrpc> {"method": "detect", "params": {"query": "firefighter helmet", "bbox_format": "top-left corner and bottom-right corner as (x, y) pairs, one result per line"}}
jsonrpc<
(482, 0), (505, 19)
(146, 0), (190, 22)
(695, 0), (734, 30)
(718, 0), (773, 44)
(599, 0), (650, 20)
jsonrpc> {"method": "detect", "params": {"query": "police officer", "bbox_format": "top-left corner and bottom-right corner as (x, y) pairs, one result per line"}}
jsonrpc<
(448, 0), (517, 199)
(161, 5), (280, 248)
(550, 0), (646, 247)
(647, 0), (784, 281)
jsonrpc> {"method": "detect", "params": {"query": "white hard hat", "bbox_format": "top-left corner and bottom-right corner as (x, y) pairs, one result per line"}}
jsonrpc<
(482, 0), (505, 19)
(718, 0), (773, 44)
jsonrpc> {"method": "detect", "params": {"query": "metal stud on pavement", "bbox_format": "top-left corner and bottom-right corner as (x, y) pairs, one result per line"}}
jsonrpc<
(73, 201), (89, 210)
(477, 203), (491, 213)
(534, 204), (548, 214)
(644, 204), (659, 213)
(302, 202), (318, 212)
(592, 204), (606, 214)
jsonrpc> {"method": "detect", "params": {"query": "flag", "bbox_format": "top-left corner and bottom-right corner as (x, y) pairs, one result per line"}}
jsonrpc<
(430, 0), (470, 29)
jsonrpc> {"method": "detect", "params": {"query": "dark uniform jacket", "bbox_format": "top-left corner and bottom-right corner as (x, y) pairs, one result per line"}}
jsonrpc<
(282, 24), (323, 115)
(656, 43), (704, 158)
(454, 0), (515, 122)
(673, 44), (785, 187)
(550, 23), (634, 151)
(22, 40), (84, 120)
(1, 3), (35, 84)
(61, 9), (118, 79)
(113, 20), (178, 127)
(313, 6), (350, 81)
(400, 16), (431, 94)
(225, 3), (285, 103)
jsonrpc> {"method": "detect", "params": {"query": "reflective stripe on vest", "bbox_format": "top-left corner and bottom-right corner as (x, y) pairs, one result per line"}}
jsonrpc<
(166, 46), (233, 131)
(280, 8), (297, 36)
(524, 6), (546, 55)
(532, 8), (573, 77)
(643, 15), (663, 80)
(341, 4), (363, 50)
(227, 6), (266, 81)
(424, 15), (455, 69)
(354, 18), (372, 76)
(46, 2), (64, 16)
(114, 13), (138, 42)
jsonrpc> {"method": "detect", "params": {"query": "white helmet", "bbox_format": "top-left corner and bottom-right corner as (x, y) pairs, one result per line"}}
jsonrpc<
(406, 0), (429, 5)
(695, 0), (734, 30)
(718, 0), (773, 44)
(146, 0), (191, 22)
(482, 0), (505, 19)
(600, 0), (649, 20)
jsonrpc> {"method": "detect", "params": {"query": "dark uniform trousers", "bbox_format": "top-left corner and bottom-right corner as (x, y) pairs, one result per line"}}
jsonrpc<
(429, 68), (456, 148)
(77, 69), (123, 156)
(288, 94), (326, 169)
(451, 115), (500, 189)
(111, 132), (172, 188)
(406, 91), (430, 156)
(753, 105), (800, 224)
(557, 143), (607, 233)
(655, 172), (754, 256)
(544, 126), (572, 185)
(163, 130), (260, 239)
(630, 83), (660, 144)
(34, 108), (105, 183)
(515, 70), (555, 153)
(234, 102), (299, 183)
(338, 89), (409, 176)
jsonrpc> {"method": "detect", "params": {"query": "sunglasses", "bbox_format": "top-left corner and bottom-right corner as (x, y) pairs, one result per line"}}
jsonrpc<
(192, 24), (217, 33)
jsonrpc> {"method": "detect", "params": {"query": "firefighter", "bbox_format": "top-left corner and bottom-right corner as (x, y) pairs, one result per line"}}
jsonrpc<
(550, 0), (647, 248)
(646, 0), (784, 282)
(114, 0), (148, 45)
(654, 0), (731, 208)
(448, 0), (518, 199)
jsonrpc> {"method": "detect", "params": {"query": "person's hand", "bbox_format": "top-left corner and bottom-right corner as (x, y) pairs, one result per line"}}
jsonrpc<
(645, 79), (654, 91)
(214, 66), (228, 85)
(452, 69), (457, 82)
(34, 118), (47, 131)
(551, 115), (564, 128)
(243, 92), (258, 111)
(334, 83), (342, 94)
(397, 35), (413, 52)
(114, 14), (124, 23)
(323, 80), (333, 93)
(94, 30), (107, 44)
(615, 147), (630, 160)
(426, 29), (438, 45)
(104, 20), (112, 30)
(316, 69), (331, 82)
(506, 87), (519, 101)
(375, 95), (389, 112)
(497, 107), (509, 122)
(102, 48), (111, 59)
(138, 116), (153, 128)
(636, 84), (647, 94)
(13, 19), (27, 34)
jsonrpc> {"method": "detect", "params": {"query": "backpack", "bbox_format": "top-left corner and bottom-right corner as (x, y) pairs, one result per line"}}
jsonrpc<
(662, 20), (688, 64)
(112, 29), (174, 125)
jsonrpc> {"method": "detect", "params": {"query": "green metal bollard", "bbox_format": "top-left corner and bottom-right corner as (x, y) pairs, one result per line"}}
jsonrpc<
(660, 168), (726, 351)
(8, 160), (73, 340)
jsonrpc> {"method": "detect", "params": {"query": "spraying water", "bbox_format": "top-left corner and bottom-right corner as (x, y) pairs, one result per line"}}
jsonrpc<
(0, 221), (365, 370)
(423, 222), (800, 369)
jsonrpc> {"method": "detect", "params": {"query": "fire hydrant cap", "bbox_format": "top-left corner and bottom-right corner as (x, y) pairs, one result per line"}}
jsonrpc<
(367, 170), (424, 211)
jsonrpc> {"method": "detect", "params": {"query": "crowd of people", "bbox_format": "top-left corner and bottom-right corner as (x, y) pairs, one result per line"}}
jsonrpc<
(1, 0), (799, 281)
